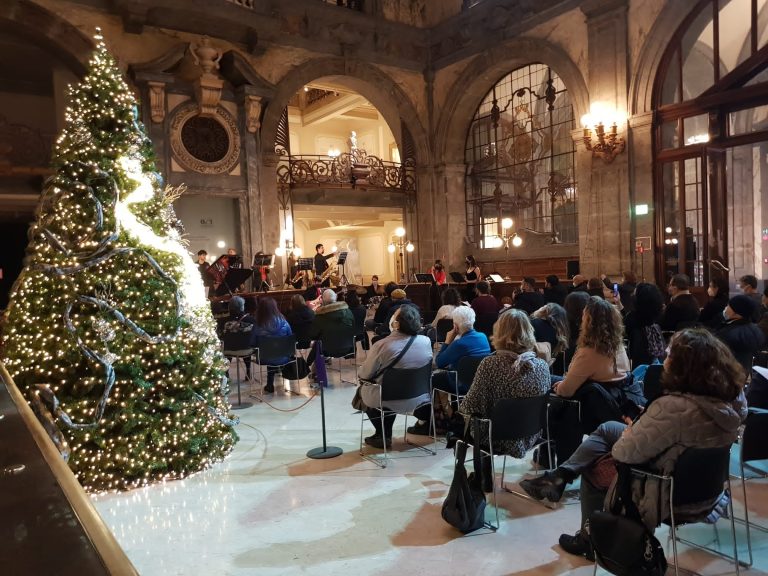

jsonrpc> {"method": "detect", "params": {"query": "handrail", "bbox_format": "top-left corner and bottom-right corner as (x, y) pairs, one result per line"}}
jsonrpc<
(277, 152), (416, 192)
(0, 363), (138, 576)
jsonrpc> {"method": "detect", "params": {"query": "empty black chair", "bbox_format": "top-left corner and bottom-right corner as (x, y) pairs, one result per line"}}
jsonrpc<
(434, 318), (454, 345)
(360, 363), (436, 467)
(221, 328), (254, 406)
(467, 394), (551, 529)
(320, 325), (358, 383)
(474, 314), (497, 339)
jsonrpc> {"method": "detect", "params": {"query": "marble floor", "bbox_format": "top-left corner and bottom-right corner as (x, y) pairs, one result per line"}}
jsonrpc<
(92, 356), (768, 576)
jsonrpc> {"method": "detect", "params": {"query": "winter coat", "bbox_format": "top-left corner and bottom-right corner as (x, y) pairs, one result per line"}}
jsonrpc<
(716, 319), (766, 375)
(609, 391), (746, 530)
(285, 306), (315, 346)
(308, 301), (355, 356)
(250, 317), (293, 364)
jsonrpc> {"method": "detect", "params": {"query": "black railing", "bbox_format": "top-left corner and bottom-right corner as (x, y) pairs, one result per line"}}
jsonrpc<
(320, 0), (364, 9)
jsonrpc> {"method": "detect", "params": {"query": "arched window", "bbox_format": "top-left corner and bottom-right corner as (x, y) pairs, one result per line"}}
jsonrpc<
(464, 63), (577, 248)
(654, 0), (768, 286)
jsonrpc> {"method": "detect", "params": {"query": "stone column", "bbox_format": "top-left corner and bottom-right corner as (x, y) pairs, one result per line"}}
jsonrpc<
(578, 0), (632, 279)
(628, 111), (655, 282)
(413, 166), (435, 272)
(258, 151), (284, 278)
(433, 162), (468, 269)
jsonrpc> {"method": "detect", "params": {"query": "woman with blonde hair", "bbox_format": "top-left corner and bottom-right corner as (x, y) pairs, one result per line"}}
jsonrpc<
(548, 297), (644, 464)
(459, 308), (551, 490)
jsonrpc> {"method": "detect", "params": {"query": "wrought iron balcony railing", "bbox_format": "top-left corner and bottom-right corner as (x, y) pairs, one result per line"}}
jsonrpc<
(277, 151), (415, 193)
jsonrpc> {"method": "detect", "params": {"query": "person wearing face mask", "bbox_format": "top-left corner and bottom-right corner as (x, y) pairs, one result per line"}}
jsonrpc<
(698, 276), (730, 329)
(715, 294), (765, 375)
(365, 274), (383, 303)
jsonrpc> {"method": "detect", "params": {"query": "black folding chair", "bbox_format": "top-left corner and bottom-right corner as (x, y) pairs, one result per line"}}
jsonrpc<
(360, 363), (436, 468)
(628, 445), (741, 576)
(253, 334), (300, 395)
(467, 395), (552, 529)
(434, 318), (454, 346)
(320, 326), (358, 384)
(221, 328), (254, 407)
(737, 409), (768, 566)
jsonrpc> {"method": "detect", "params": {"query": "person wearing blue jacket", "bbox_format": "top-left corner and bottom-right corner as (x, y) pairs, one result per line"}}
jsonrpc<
(408, 306), (491, 436)
(250, 297), (293, 393)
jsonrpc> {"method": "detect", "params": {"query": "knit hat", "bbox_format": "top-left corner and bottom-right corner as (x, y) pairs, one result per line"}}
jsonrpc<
(391, 289), (406, 300)
(728, 294), (757, 320)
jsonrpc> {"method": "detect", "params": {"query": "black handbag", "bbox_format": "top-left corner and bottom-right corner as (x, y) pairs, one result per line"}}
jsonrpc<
(588, 464), (667, 576)
(281, 356), (310, 380)
(441, 418), (486, 533)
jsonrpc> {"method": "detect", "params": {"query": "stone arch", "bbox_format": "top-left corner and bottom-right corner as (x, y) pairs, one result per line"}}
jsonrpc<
(435, 37), (589, 165)
(629, 1), (701, 115)
(0, 0), (93, 76)
(260, 57), (428, 163)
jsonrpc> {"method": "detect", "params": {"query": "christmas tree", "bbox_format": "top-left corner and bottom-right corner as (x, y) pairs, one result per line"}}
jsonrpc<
(1, 30), (238, 492)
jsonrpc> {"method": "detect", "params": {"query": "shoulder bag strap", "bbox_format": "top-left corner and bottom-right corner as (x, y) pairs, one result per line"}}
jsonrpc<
(369, 335), (417, 381)
(472, 416), (483, 479)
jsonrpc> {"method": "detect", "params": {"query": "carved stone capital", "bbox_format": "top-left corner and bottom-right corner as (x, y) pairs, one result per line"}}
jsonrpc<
(147, 81), (166, 123)
(244, 95), (262, 133)
(195, 74), (225, 118)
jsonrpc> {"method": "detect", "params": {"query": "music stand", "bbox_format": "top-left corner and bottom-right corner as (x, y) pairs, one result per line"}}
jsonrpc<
(336, 251), (349, 285)
(253, 254), (275, 268)
(449, 271), (466, 283)
(297, 257), (313, 271)
(214, 268), (253, 296)
(414, 273), (435, 284)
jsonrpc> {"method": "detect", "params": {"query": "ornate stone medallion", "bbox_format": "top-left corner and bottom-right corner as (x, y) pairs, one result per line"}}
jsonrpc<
(169, 101), (240, 174)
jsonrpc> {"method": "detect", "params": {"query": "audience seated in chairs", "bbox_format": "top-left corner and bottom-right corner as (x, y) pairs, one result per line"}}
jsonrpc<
(285, 294), (315, 350)
(530, 303), (570, 372)
(409, 306), (491, 436)
(307, 289), (354, 380)
(548, 297), (643, 465)
(623, 283), (665, 367)
(458, 308), (552, 491)
(372, 288), (417, 344)
(520, 328), (747, 560)
(357, 305), (433, 449)
(716, 294), (766, 375)
(543, 274), (568, 307)
(221, 295), (256, 379)
(248, 296), (292, 394)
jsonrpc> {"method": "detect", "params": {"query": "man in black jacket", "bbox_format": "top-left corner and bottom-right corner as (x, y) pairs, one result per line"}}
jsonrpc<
(660, 274), (700, 331)
(512, 277), (546, 316)
(543, 274), (568, 306)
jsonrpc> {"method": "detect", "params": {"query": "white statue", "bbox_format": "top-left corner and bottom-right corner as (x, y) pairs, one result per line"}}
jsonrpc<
(347, 131), (357, 151)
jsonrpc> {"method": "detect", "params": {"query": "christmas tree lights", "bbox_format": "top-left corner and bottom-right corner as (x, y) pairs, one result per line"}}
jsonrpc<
(1, 30), (237, 492)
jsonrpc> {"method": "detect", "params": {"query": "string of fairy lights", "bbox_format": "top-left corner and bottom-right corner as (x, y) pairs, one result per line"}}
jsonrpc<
(1, 29), (238, 492)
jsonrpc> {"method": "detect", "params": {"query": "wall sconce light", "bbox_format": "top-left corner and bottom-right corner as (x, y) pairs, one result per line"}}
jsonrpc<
(328, 146), (341, 158)
(581, 107), (626, 163)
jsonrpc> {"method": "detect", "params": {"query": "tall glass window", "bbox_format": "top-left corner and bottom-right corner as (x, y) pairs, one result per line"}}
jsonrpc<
(464, 64), (577, 248)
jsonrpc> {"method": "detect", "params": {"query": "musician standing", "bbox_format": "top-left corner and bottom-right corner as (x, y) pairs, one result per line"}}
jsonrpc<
(197, 250), (213, 297)
(314, 243), (334, 287)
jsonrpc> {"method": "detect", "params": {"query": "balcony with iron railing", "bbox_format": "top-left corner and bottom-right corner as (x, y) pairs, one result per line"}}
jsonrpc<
(277, 150), (415, 193)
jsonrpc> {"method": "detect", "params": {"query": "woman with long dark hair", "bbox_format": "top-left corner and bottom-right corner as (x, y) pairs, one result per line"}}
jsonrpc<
(251, 297), (293, 393)
(624, 283), (665, 366)
(548, 297), (642, 464)
(463, 255), (481, 302)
